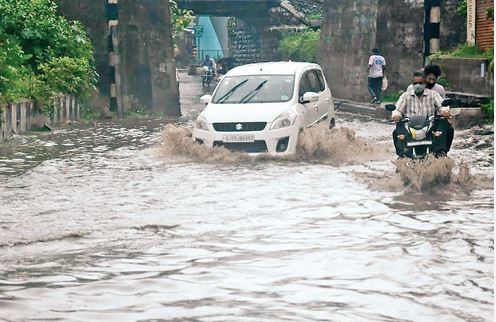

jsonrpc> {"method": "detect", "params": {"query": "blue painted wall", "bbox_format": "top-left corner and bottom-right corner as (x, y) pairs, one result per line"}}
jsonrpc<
(196, 16), (223, 60)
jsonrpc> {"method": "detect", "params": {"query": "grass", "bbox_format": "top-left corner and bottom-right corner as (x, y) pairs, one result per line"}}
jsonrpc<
(307, 13), (323, 20)
(430, 43), (494, 63)
(80, 106), (100, 122)
(436, 77), (453, 90)
(481, 98), (494, 122)
(382, 90), (403, 102)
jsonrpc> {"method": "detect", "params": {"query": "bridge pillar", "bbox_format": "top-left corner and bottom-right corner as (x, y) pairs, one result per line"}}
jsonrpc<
(119, 0), (180, 116)
(320, 0), (465, 101)
(229, 14), (280, 65)
(57, 0), (180, 116)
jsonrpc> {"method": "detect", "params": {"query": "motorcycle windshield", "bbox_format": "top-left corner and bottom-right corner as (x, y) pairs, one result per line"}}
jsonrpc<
(409, 115), (430, 130)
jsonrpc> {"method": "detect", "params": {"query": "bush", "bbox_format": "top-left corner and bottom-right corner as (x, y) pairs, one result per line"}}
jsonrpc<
(430, 43), (494, 64)
(0, 0), (96, 107)
(481, 98), (494, 122)
(279, 29), (321, 63)
(0, 34), (32, 102)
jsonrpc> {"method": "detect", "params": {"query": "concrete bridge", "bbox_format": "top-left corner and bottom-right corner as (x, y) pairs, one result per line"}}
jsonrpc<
(178, 0), (281, 16)
(55, 0), (464, 116)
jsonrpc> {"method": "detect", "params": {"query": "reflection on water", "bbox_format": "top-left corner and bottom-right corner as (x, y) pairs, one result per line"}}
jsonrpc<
(0, 110), (493, 321)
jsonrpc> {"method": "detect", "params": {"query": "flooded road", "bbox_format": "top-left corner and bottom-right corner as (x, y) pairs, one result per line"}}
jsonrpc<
(0, 72), (493, 321)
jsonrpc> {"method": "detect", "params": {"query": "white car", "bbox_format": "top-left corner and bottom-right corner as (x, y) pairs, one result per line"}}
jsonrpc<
(193, 62), (336, 155)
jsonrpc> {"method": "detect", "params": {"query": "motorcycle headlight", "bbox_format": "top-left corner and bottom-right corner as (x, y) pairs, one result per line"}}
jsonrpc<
(195, 115), (210, 131)
(270, 111), (297, 130)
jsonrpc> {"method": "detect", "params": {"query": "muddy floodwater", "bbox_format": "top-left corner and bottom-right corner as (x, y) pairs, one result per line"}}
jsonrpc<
(0, 73), (493, 321)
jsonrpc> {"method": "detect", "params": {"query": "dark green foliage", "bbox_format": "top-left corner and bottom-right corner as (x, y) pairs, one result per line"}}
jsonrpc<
(279, 30), (321, 63)
(457, 0), (467, 17)
(430, 43), (494, 65)
(481, 98), (494, 122)
(170, 0), (193, 36)
(436, 77), (452, 90)
(0, 0), (96, 106)
(382, 91), (403, 102)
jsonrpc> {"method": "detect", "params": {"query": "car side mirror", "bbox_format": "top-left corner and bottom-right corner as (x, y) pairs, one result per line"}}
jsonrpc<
(300, 92), (319, 104)
(200, 94), (212, 104)
(441, 98), (453, 107)
(384, 104), (396, 111)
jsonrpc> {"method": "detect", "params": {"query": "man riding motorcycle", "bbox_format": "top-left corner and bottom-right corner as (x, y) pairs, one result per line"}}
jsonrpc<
(392, 71), (454, 158)
(201, 55), (216, 86)
(201, 55), (216, 73)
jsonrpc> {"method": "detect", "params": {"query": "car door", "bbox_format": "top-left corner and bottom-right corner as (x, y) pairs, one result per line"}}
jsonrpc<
(314, 69), (333, 119)
(298, 70), (320, 127)
(306, 69), (329, 124)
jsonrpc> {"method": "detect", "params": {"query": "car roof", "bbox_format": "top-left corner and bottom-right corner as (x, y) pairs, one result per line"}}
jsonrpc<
(225, 61), (320, 77)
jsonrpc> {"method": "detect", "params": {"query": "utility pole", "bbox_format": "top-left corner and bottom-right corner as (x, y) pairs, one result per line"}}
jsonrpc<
(424, 0), (441, 64)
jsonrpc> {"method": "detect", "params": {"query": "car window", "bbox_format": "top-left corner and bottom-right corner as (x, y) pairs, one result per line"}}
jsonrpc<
(307, 70), (323, 93)
(299, 72), (312, 97)
(315, 70), (326, 92)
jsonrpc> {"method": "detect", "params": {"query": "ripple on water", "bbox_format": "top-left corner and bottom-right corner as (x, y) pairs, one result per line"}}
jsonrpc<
(0, 115), (493, 321)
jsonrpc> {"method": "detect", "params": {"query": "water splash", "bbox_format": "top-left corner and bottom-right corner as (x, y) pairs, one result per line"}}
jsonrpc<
(295, 123), (388, 164)
(160, 124), (388, 165)
(392, 156), (487, 192)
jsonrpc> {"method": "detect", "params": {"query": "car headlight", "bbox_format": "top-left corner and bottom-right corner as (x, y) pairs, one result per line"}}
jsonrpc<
(270, 111), (297, 130)
(195, 115), (210, 131)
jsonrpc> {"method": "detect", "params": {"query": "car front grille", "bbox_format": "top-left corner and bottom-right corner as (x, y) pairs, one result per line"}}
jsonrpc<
(214, 140), (268, 153)
(213, 122), (267, 132)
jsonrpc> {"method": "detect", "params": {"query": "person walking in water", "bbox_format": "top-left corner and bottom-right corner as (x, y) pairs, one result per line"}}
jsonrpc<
(367, 48), (386, 104)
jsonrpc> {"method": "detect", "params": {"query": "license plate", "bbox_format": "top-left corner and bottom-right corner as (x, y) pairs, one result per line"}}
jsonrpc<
(407, 140), (432, 147)
(222, 135), (255, 143)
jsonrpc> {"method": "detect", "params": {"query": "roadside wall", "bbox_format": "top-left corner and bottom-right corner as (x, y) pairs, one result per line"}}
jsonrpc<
(320, 0), (466, 101)
(432, 57), (493, 96)
(0, 96), (80, 142)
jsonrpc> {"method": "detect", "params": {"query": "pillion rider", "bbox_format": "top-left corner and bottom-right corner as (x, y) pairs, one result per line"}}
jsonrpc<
(406, 64), (446, 98)
(392, 71), (454, 157)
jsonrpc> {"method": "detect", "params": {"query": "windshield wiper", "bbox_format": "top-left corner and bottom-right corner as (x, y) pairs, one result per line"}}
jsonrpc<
(239, 80), (268, 104)
(215, 79), (248, 104)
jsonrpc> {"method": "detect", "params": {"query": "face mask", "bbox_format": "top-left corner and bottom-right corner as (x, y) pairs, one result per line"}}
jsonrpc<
(426, 82), (435, 89)
(413, 84), (425, 95)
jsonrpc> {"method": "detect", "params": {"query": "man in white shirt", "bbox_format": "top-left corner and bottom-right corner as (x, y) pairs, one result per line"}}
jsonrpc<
(406, 64), (446, 98)
(367, 48), (386, 104)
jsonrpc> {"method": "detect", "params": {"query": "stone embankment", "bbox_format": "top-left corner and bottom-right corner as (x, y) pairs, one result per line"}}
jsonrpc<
(229, 0), (323, 64)
(0, 96), (80, 142)
(336, 99), (488, 130)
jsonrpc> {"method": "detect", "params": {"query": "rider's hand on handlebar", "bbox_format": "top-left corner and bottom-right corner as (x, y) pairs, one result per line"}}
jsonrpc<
(392, 110), (402, 122)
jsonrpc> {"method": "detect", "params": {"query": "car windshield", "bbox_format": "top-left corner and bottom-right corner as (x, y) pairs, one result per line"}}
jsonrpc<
(212, 75), (295, 104)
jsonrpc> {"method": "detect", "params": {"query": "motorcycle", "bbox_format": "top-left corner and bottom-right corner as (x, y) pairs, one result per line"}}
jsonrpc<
(201, 66), (214, 87)
(385, 99), (453, 159)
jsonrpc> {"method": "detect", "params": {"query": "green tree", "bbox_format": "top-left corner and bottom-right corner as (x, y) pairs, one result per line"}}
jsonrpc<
(279, 30), (321, 63)
(170, 0), (194, 37)
(0, 0), (96, 105)
(457, 0), (467, 17)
